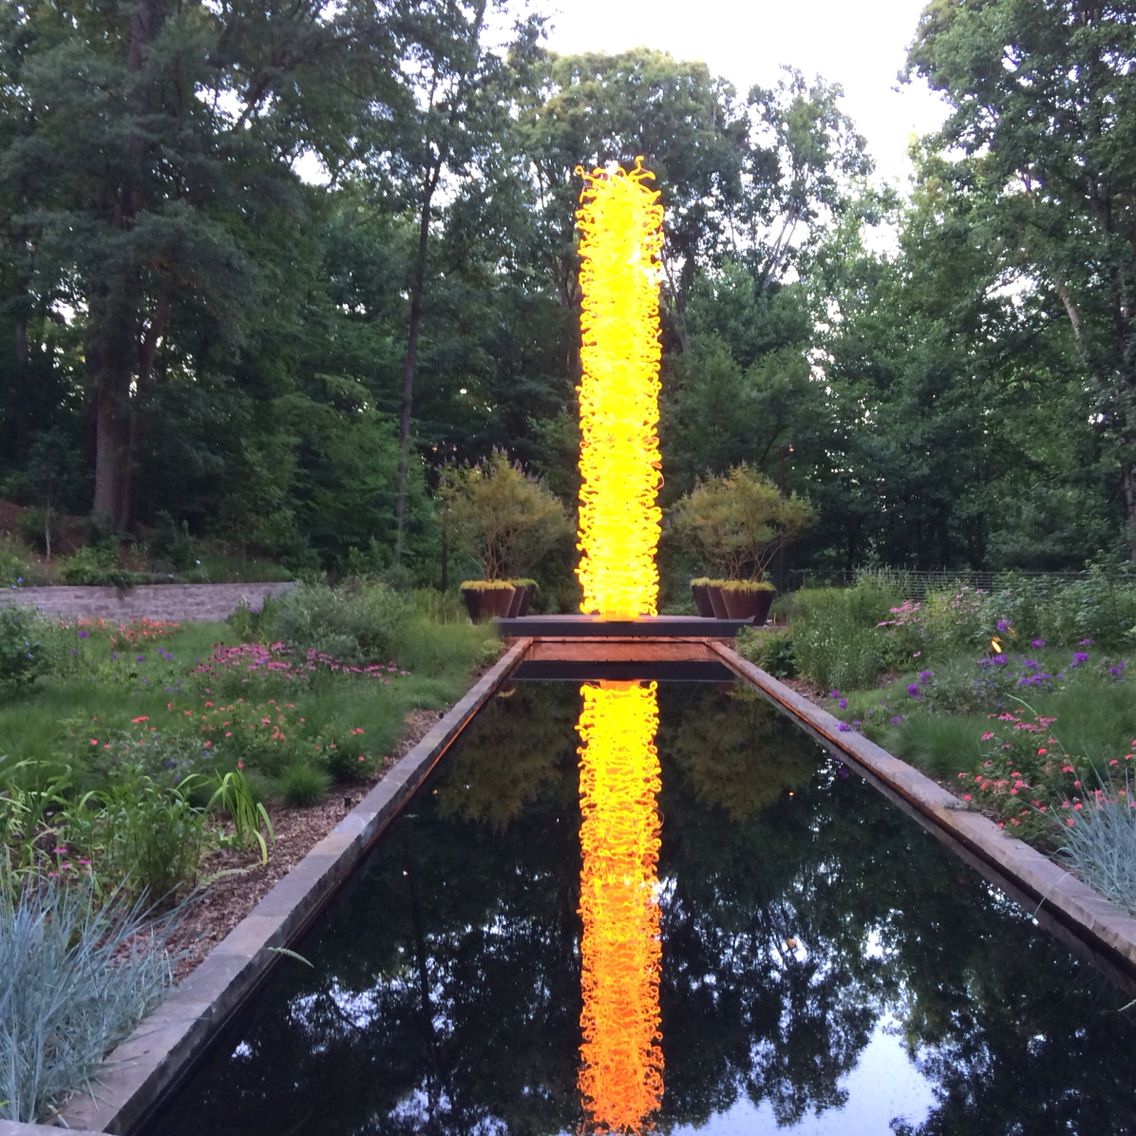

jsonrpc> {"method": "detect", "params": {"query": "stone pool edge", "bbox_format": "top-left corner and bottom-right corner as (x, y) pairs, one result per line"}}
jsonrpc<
(53, 638), (533, 1136)
(711, 642), (1136, 975)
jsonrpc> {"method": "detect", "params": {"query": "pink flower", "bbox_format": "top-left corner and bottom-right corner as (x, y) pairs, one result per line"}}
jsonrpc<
(131, 715), (149, 724)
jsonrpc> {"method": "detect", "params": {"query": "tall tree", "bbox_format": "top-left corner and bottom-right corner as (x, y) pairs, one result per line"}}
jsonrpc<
(514, 48), (749, 347)
(909, 0), (1136, 561)
(352, 0), (542, 564)
(0, 0), (397, 529)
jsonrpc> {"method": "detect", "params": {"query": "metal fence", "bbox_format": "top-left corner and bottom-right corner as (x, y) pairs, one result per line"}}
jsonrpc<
(777, 567), (1118, 599)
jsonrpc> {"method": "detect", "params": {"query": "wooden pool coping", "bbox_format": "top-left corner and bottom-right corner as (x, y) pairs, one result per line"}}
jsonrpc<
(47, 634), (1136, 1136)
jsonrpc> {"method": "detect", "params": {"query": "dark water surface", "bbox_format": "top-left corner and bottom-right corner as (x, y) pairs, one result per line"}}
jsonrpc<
(145, 681), (1136, 1135)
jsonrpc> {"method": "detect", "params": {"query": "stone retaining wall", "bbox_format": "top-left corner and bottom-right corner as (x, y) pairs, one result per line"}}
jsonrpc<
(0, 582), (294, 623)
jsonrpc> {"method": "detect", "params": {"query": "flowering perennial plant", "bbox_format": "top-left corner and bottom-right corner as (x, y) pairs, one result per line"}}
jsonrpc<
(960, 713), (1134, 846)
(68, 617), (181, 647)
(191, 641), (410, 695)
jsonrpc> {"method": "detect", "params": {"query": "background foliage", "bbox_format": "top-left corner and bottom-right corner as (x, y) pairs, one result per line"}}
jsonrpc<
(0, 0), (1133, 586)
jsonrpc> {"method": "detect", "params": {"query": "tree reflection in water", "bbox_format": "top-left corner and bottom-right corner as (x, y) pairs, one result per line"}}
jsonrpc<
(146, 682), (1136, 1136)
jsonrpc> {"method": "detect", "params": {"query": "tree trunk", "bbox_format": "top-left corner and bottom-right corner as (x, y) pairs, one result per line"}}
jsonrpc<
(89, 293), (138, 529)
(1122, 455), (1136, 568)
(393, 171), (437, 566)
(88, 0), (161, 531)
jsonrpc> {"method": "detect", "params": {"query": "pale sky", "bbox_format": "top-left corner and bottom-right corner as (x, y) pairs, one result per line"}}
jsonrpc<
(540, 0), (950, 186)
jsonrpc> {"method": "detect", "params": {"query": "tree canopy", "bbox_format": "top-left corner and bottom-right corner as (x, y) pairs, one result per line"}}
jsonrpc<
(0, 0), (1132, 583)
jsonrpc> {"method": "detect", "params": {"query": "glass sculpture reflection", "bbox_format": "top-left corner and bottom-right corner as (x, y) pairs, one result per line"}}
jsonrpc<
(576, 681), (664, 1133)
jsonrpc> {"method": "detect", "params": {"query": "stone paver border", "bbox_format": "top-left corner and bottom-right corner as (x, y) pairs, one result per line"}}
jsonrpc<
(710, 642), (1136, 979)
(53, 638), (533, 1136)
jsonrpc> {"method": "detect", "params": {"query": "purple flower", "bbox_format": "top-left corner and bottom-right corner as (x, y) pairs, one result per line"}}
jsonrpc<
(1023, 659), (1038, 669)
(889, 714), (904, 726)
(837, 721), (852, 732)
(996, 619), (1010, 633)
(1078, 638), (1094, 647)
(135, 654), (145, 663)
(906, 683), (922, 698)
(78, 629), (89, 639)
(1071, 651), (1089, 667)
(838, 697), (848, 710)
(110, 652), (118, 662)
(1031, 638), (1046, 648)
(991, 653), (1007, 666)
(918, 670), (933, 684)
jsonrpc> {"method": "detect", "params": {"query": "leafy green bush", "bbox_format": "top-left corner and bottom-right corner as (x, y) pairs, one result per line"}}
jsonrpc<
(788, 584), (897, 689)
(0, 878), (173, 1122)
(0, 536), (32, 588)
(58, 546), (132, 588)
(669, 464), (815, 579)
(69, 766), (207, 904)
(981, 567), (1136, 650)
(268, 581), (410, 665)
(440, 451), (572, 580)
(736, 627), (795, 678)
(314, 726), (373, 784)
(0, 606), (54, 690)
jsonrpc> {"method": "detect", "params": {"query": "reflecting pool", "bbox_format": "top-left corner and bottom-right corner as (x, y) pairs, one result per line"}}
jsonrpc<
(146, 679), (1136, 1135)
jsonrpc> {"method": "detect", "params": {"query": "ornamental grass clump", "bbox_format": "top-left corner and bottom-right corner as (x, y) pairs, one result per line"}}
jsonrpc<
(0, 878), (174, 1123)
(1058, 776), (1136, 916)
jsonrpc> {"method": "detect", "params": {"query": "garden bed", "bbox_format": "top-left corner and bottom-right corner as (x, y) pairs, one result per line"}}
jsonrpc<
(0, 583), (499, 1124)
(738, 572), (1136, 923)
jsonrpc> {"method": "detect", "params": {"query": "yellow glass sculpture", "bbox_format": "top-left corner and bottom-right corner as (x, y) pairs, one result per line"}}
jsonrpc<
(576, 680), (664, 1132)
(575, 160), (664, 618)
